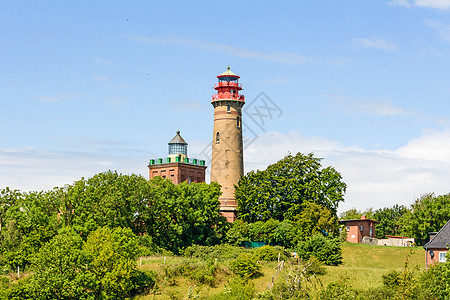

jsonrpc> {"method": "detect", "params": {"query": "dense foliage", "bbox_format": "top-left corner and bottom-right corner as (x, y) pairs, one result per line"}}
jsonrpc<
(235, 152), (346, 222)
(397, 193), (450, 245)
(340, 193), (450, 245)
(373, 205), (408, 239)
(0, 171), (227, 298)
(297, 235), (343, 266)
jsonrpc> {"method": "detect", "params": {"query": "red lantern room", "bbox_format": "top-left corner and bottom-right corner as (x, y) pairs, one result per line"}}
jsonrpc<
(211, 66), (245, 102)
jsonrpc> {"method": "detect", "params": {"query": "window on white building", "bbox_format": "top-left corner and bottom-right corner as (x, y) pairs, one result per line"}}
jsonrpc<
(439, 252), (447, 263)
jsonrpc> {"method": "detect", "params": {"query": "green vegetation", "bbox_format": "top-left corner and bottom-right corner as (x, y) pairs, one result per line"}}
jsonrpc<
(235, 152), (347, 221)
(340, 193), (450, 245)
(0, 152), (449, 298)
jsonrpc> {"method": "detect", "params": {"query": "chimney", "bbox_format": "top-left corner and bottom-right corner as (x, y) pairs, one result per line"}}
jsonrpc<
(429, 232), (438, 240)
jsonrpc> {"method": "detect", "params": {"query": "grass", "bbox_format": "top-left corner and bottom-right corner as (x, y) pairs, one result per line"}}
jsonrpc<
(320, 242), (424, 290)
(135, 243), (425, 299)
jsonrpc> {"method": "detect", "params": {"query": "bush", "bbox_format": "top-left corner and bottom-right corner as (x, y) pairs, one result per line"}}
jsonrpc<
(419, 261), (450, 299)
(162, 259), (219, 287)
(382, 270), (401, 287)
(229, 253), (261, 278)
(296, 235), (342, 266)
(182, 244), (247, 262)
(263, 259), (324, 300)
(253, 245), (286, 262)
(208, 277), (255, 300)
(318, 277), (358, 300)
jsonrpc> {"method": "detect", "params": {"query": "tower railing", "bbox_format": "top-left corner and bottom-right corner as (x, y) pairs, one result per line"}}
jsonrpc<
(211, 94), (245, 101)
(214, 82), (242, 89)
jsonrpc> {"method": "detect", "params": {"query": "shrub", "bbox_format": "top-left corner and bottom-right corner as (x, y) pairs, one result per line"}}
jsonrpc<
(296, 234), (342, 266)
(382, 270), (401, 287)
(318, 277), (358, 300)
(163, 259), (219, 287)
(419, 261), (450, 299)
(208, 277), (255, 300)
(182, 244), (247, 262)
(265, 259), (324, 300)
(253, 245), (288, 262)
(229, 253), (261, 278)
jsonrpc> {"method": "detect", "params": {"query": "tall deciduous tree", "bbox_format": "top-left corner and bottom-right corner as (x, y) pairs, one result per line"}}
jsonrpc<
(373, 205), (408, 239)
(235, 152), (346, 222)
(60, 171), (149, 238)
(141, 177), (227, 253)
(397, 193), (450, 245)
(294, 201), (338, 238)
(31, 227), (93, 299)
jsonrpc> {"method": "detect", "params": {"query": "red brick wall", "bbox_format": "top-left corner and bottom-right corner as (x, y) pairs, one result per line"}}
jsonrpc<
(425, 248), (448, 268)
(148, 162), (206, 185)
(344, 220), (377, 243)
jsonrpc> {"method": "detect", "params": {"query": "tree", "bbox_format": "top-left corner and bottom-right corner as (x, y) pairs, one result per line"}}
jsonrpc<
(84, 227), (142, 299)
(397, 193), (450, 245)
(373, 205), (408, 239)
(339, 207), (375, 220)
(294, 201), (338, 238)
(60, 171), (149, 238)
(2, 190), (60, 270)
(140, 177), (227, 253)
(297, 234), (343, 266)
(235, 152), (346, 222)
(30, 227), (93, 299)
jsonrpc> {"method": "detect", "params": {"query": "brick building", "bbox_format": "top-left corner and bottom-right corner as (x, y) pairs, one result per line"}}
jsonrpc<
(148, 131), (206, 184)
(339, 215), (379, 243)
(424, 220), (450, 269)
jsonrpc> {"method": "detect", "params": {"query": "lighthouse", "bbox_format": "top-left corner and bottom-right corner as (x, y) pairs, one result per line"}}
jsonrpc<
(210, 67), (245, 222)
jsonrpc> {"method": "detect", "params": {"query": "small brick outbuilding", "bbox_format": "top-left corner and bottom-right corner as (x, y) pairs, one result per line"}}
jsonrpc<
(339, 215), (379, 243)
(423, 220), (450, 269)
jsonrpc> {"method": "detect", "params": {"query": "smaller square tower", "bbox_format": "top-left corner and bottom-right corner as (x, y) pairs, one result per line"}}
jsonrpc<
(148, 131), (207, 184)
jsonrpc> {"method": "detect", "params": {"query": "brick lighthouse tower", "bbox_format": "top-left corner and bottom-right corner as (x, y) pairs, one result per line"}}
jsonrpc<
(211, 67), (245, 222)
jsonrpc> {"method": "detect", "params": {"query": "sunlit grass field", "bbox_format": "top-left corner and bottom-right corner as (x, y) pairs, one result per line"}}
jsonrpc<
(136, 242), (425, 299)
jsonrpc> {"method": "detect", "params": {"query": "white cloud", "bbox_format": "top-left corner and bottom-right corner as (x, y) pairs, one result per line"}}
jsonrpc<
(424, 19), (450, 42)
(242, 130), (450, 213)
(108, 99), (128, 109)
(352, 37), (399, 51)
(0, 148), (149, 191)
(126, 35), (310, 65)
(328, 94), (414, 116)
(92, 74), (110, 81)
(390, 0), (450, 9)
(94, 57), (112, 66)
(172, 100), (209, 111)
(3, 129), (450, 215)
(35, 94), (91, 103)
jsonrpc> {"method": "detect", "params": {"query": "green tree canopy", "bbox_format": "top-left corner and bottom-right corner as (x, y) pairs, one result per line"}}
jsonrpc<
(397, 193), (450, 245)
(30, 227), (93, 299)
(140, 177), (227, 253)
(373, 205), (408, 239)
(294, 201), (338, 238)
(235, 152), (346, 222)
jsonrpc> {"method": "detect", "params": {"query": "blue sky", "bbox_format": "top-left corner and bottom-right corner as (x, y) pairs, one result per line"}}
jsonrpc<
(2, 0), (450, 212)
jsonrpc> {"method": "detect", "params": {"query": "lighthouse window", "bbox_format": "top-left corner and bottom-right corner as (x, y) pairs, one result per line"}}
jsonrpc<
(216, 132), (220, 143)
(237, 116), (240, 128)
(227, 105), (231, 113)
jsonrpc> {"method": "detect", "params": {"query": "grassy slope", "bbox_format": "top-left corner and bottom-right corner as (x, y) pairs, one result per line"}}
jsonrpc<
(320, 242), (424, 290)
(136, 243), (425, 299)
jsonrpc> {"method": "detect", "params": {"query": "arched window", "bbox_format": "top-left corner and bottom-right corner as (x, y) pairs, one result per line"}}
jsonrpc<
(227, 105), (231, 113)
(216, 132), (220, 143)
